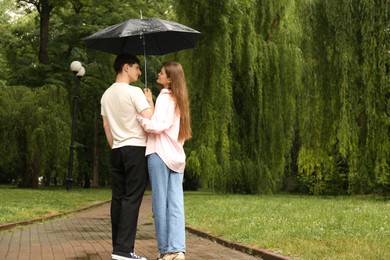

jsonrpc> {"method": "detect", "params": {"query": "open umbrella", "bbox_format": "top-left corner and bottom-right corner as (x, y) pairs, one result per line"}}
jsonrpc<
(84, 18), (200, 87)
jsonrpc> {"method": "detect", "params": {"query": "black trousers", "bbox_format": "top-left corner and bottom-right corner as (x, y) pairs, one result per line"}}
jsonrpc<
(110, 146), (148, 253)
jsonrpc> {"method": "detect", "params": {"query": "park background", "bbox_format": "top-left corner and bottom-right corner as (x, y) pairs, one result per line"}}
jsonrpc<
(0, 0), (389, 196)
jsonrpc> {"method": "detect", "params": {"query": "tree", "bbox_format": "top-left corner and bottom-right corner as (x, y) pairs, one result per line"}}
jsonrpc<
(0, 85), (71, 187)
(1, 0), (175, 188)
(16, 0), (57, 64)
(176, 0), (389, 195)
(2, 0), (388, 193)
(175, 0), (301, 193)
(298, 0), (390, 194)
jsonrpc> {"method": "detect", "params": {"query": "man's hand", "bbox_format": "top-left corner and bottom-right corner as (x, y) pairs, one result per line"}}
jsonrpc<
(102, 116), (113, 148)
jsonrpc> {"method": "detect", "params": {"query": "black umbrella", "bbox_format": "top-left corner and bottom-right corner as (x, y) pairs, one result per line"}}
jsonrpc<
(84, 18), (200, 87)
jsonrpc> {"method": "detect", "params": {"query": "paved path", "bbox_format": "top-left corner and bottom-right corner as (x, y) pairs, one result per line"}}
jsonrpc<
(0, 195), (261, 260)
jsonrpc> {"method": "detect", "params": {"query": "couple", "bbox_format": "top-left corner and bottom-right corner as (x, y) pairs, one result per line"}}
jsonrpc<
(101, 54), (191, 260)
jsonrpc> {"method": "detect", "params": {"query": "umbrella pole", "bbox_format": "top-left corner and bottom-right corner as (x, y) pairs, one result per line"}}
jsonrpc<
(142, 34), (147, 88)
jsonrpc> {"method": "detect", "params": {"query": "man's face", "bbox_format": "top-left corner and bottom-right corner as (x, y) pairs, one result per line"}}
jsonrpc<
(126, 63), (142, 83)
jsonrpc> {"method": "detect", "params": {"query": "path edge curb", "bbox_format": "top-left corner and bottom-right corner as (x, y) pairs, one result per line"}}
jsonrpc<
(0, 199), (111, 232)
(185, 225), (291, 260)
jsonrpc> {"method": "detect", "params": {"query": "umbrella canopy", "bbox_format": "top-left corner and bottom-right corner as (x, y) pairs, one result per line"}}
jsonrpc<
(84, 18), (200, 55)
(84, 18), (200, 87)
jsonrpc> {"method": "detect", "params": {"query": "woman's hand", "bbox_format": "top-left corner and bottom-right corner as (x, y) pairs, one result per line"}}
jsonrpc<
(142, 87), (154, 118)
(144, 88), (153, 104)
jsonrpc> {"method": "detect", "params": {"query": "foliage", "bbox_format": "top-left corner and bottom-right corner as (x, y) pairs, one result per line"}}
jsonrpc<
(175, 0), (390, 195)
(174, 0), (233, 191)
(176, 0), (302, 193)
(0, 0), (175, 187)
(0, 85), (71, 187)
(0, 0), (388, 194)
(297, 1), (390, 194)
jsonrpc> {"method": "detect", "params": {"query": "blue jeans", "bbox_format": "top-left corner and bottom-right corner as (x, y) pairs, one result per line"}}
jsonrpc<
(147, 153), (186, 254)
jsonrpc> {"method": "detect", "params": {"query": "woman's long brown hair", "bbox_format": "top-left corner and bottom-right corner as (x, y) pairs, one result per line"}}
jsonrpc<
(163, 61), (192, 141)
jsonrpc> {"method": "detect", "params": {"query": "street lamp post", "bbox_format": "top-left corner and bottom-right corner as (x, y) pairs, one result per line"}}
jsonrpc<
(67, 61), (85, 191)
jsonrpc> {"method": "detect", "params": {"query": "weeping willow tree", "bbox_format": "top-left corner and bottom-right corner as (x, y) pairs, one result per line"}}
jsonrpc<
(0, 85), (71, 187)
(175, 0), (389, 194)
(298, 0), (390, 194)
(175, 0), (302, 193)
(225, 1), (303, 193)
(174, 0), (234, 191)
(297, 1), (347, 194)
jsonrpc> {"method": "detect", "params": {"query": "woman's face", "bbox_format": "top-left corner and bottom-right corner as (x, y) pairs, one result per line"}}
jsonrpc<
(157, 67), (171, 88)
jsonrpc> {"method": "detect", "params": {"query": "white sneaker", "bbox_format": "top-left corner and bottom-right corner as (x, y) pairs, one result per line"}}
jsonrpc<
(112, 251), (147, 260)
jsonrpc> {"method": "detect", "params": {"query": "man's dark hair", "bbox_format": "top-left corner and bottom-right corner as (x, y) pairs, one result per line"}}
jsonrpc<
(113, 53), (140, 74)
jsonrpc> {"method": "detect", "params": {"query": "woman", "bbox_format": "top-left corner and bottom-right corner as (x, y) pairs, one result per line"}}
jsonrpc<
(137, 61), (191, 260)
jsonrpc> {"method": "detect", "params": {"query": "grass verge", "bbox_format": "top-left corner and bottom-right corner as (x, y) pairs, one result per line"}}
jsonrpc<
(184, 192), (389, 260)
(0, 185), (111, 225)
(1, 186), (388, 259)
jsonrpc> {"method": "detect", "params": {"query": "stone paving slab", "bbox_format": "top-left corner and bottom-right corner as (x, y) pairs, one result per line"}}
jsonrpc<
(0, 195), (262, 260)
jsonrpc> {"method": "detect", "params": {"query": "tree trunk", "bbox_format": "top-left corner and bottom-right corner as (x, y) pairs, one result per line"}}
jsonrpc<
(19, 155), (39, 188)
(38, 0), (52, 64)
(91, 101), (100, 188)
(31, 155), (40, 188)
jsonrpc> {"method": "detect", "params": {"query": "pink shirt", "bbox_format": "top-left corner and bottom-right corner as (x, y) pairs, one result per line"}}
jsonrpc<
(137, 88), (186, 173)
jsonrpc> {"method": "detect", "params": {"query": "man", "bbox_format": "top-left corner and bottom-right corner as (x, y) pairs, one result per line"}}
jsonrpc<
(101, 53), (154, 260)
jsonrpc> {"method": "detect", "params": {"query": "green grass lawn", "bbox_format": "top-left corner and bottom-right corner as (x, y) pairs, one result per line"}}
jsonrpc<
(0, 185), (111, 225)
(1, 186), (388, 259)
(184, 192), (390, 260)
